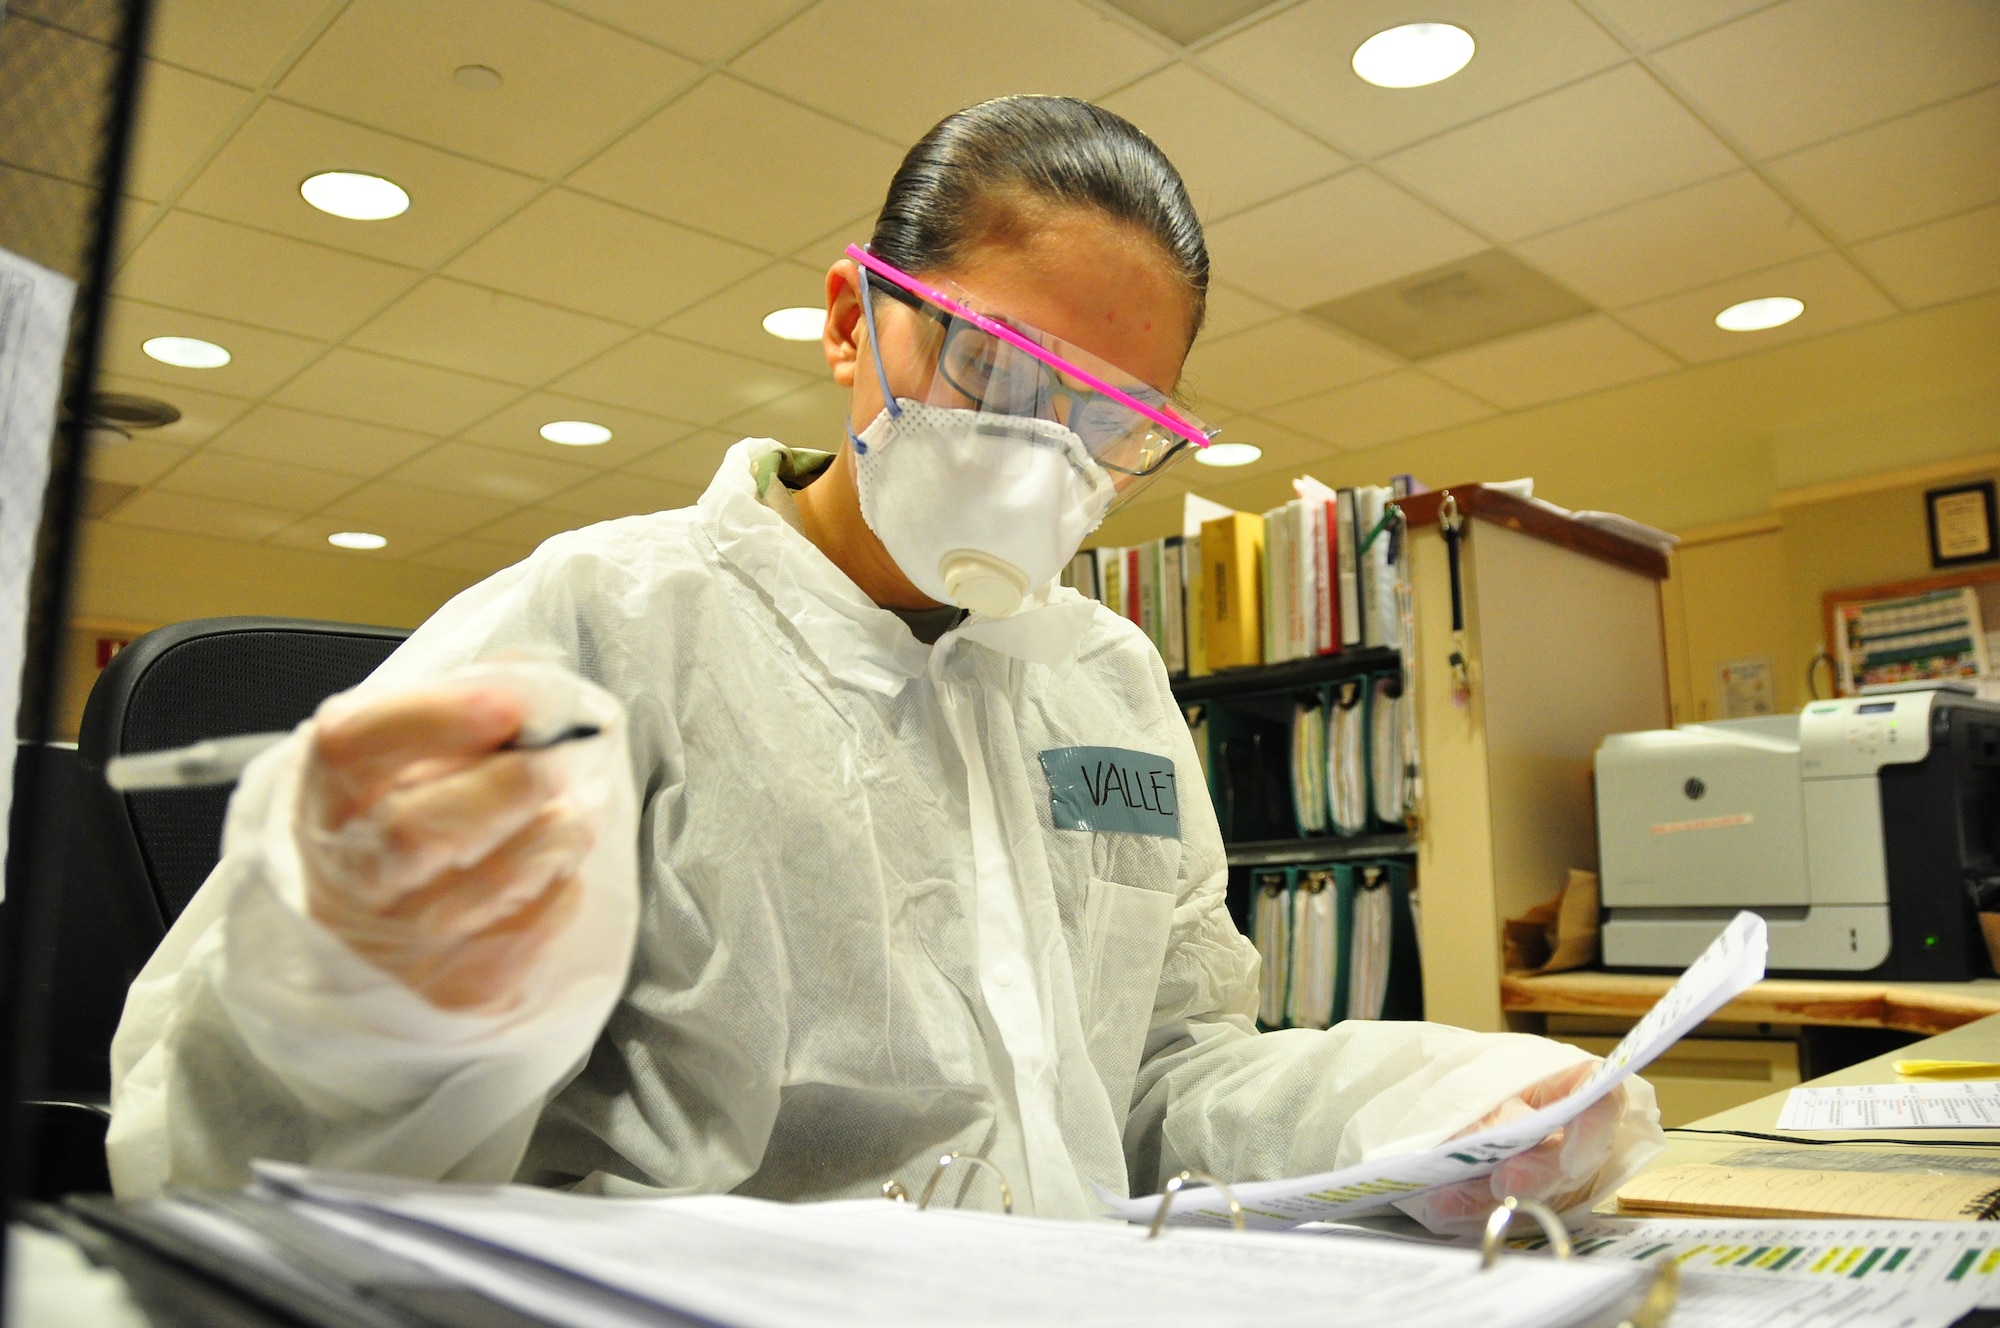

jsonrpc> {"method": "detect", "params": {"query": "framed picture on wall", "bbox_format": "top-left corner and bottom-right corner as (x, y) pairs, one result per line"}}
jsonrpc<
(1927, 480), (1998, 568)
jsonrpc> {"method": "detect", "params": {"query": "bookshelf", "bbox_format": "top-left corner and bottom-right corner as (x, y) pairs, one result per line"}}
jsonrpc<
(1225, 832), (1415, 868)
(1170, 646), (1401, 704)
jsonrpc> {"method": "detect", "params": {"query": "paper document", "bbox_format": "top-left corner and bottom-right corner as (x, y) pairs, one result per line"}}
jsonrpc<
(1777, 1082), (2000, 1131)
(255, 1166), (1654, 1328)
(0, 248), (76, 887)
(1549, 1216), (2000, 1312)
(1111, 911), (1769, 1229)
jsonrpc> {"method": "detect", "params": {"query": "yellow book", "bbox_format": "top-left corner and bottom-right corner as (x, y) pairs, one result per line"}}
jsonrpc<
(1200, 511), (1265, 671)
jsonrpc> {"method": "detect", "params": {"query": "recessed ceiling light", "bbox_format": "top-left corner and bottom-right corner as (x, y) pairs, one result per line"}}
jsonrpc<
(762, 307), (826, 341)
(142, 335), (230, 368)
(301, 171), (410, 221)
(1196, 442), (1262, 468)
(1715, 296), (1805, 332)
(328, 531), (387, 550)
(1352, 22), (1476, 88)
(540, 419), (612, 446)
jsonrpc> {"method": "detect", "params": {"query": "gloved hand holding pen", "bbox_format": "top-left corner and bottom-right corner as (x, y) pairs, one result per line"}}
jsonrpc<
(294, 661), (617, 1014)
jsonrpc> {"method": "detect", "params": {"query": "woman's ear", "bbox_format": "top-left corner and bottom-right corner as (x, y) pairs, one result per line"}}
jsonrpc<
(824, 259), (865, 388)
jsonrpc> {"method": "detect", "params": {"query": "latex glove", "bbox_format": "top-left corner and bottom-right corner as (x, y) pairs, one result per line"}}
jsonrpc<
(296, 659), (613, 1014)
(1396, 1062), (1626, 1236)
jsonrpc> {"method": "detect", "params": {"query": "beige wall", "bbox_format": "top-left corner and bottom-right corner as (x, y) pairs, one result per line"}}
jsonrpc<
(53, 517), (478, 739)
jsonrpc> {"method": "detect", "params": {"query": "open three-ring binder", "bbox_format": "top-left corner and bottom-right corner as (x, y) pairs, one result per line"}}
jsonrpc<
(54, 1155), (1683, 1328)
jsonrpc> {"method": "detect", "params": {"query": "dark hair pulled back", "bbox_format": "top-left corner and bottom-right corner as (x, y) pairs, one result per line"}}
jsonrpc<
(869, 95), (1208, 340)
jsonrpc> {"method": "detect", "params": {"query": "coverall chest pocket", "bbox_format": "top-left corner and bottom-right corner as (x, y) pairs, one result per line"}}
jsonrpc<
(1074, 876), (1175, 1116)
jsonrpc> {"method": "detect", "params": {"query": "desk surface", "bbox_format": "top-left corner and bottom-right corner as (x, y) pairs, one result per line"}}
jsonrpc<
(1506, 970), (2000, 1035)
(1624, 1009), (2000, 1192)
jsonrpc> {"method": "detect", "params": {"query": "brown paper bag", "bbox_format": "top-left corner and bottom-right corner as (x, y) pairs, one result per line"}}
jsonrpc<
(1503, 869), (1600, 975)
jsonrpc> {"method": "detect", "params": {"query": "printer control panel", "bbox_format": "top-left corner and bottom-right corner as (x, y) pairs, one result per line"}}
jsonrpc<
(1800, 692), (1941, 779)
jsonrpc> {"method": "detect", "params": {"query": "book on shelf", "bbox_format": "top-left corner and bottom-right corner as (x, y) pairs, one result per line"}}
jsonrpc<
(1248, 859), (1418, 1032)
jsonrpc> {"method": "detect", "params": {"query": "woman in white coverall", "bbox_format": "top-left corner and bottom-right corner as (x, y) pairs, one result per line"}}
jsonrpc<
(107, 96), (1660, 1228)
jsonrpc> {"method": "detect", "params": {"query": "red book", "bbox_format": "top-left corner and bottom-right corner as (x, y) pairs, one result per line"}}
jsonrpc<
(1125, 548), (1141, 623)
(1323, 499), (1342, 655)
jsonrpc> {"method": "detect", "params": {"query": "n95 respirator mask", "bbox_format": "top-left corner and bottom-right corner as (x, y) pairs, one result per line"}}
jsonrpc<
(852, 401), (1115, 619)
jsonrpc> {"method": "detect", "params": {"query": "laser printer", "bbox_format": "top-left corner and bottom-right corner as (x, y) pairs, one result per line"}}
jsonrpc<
(1596, 686), (2000, 979)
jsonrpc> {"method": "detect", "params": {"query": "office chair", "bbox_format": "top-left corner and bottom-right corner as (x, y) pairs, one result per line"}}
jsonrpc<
(78, 616), (411, 929)
(19, 617), (410, 1199)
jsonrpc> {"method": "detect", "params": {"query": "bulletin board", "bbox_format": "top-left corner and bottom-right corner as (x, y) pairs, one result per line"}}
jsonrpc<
(1823, 565), (2000, 695)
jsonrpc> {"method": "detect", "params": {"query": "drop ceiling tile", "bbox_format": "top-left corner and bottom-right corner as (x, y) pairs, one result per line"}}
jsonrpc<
(324, 481), (518, 536)
(569, 75), (904, 254)
(147, 0), (331, 86)
(552, 333), (811, 426)
(115, 210), (418, 339)
(276, 0), (701, 177)
(348, 278), (632, 386)
(789, 210), (880, 268)
(1615, 251), (1897, 361)
(1205, 170), (1486, 309)
(1099, 63), (1348, 221)
(1513, 170), (1826, 309)
(540, 471), (701, 520)
(99, 297), (327, 399)
(474, 505), (592, 545)
(175, 100), (541, 268)
(154, 450), (360, 510)
(1767, 87), (2000, 243)
(555, 0), (806, 62)
(1580, 0), (1776, 49)
(1262, 369), (1495, 449)
(1852, 204), (2000, 309)
(111, 489), (296, 540)
(8, 0), (123, 41)
(1653, 0), (2000, 158)
(624, 429), (740, 488)
(1423, 314), (1679, 408)
(1183, 316), (1399, 412)
(1203, 0), (1629, 157)
(86, 436), (194, 487)
(208, 404), (439, 477)
(125, 61), (251, 201)
(92, 372), (253, 448)
(722, 381), (852, 452)
(444, 188), (769, 327)
(272, 348), (521, 435)
(405, 536), (534, 576)
(267, 515), (445, 559)
(0, 164), (97, 278)
(1197, 282), (1285, 342)
(458, 392), (692, 468)
(659, 262), (830, 374)
(731, 0), (1165, 143)
(387, 440), (599, 505)
(1377, 65), (1739, 243)
(0, 20), (118, 186)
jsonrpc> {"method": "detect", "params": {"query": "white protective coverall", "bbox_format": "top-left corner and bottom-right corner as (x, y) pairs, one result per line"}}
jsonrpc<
(108, 437), (1659, 1215)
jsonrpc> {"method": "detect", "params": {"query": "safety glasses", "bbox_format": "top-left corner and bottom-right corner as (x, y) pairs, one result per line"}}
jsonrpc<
(847, 244), (1213, 485)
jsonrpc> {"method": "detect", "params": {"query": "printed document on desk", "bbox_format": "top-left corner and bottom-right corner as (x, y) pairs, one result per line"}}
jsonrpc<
(1776, 1082), (2000, 1130)
(1111, 911), (1768, 1229)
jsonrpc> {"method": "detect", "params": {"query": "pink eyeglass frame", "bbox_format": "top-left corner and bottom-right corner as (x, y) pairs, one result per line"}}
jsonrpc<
(845, 244), (1211, 451)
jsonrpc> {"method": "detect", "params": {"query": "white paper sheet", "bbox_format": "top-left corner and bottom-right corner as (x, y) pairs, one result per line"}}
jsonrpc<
(1550, 1215), (2000, 1311)
(1776, 1082), (2000, 1131)
(0, 247), (75, 888)
(1109, 911), (1769, 1229)
(256, 1168), (1654, 1328)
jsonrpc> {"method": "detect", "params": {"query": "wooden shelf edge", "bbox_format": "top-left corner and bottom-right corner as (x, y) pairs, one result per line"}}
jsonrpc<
(1399, 485), (1671, 581)
(1502, 971), (2000, 1036)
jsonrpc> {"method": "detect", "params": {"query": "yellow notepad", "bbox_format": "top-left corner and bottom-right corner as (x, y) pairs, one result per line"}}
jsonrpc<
(1617, 1163), (2000, 1221)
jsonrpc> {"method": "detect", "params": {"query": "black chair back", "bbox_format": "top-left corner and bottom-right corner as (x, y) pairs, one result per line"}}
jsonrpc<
(77, 616), (409, 929)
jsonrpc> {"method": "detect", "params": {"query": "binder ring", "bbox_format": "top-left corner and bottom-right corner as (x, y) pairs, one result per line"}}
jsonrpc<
(1479, 1196), (1572, 1269)
(1146, 1171), (1245, 1238)
(916, 1152), (1014, 1215)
